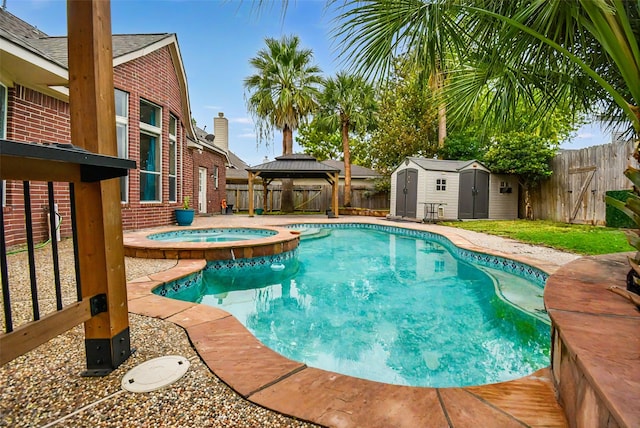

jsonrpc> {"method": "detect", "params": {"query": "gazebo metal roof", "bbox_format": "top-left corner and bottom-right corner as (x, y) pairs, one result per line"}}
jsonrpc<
(246, 154), (340, 217)
(246, 154), (340, 179)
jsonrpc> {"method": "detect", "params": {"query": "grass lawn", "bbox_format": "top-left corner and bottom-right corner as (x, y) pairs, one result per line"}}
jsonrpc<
(439, 220), (635, 255)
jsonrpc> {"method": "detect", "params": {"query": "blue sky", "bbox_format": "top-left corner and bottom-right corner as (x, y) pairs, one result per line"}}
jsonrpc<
(7, 0), (611, 166)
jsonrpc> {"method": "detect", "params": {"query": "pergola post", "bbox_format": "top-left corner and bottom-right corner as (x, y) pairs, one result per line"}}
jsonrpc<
(67, 0), (131, 375)
(262, 179), (269, 213)
(248, 171), (255, 217)
(332, 172), (339, 217)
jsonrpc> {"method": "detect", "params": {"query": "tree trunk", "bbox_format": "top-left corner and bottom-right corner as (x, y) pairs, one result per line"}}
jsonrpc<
(438, 102), (447, 148)
(429, 65), (447, 148)
(342, 119), (352, 207)
(281, 125), (295, 213)
(434, 70), (447, 148)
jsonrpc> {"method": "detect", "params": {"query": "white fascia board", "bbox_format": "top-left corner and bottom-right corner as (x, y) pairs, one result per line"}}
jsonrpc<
(0, 38), (68, 80)
(114, 35), (198, 144)
(112, 35), (176, 67)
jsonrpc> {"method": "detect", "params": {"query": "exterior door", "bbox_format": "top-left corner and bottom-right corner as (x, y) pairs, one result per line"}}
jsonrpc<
(395, 168), (418, 218)
(458, 169), (489, 219)
(198, 167), (207, 213)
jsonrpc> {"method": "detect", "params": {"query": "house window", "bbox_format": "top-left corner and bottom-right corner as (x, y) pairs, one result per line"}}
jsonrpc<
(213, 165), (219, 189)
(436, 178), (446, 191)
(168, 115), (177, 203)
(140, 100), (162, 202)
(435, 260), (445, 273)
(115, 89), (129, 203)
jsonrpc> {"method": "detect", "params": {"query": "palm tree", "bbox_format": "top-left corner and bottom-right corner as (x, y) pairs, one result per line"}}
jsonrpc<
(244, 35), (323, 212)
(316, 72), (377, 206)
(332, 1), (466, 147)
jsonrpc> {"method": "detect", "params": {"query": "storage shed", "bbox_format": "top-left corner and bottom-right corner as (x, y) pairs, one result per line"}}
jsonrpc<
(390, 158), (519, 221)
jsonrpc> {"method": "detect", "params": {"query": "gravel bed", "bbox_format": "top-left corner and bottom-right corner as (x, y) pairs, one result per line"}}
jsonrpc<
(1, 239), (318, 427)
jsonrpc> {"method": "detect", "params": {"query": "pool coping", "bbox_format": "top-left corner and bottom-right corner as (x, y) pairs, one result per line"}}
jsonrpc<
(125, 218), (570, 427)
(124, 225), (300, 260)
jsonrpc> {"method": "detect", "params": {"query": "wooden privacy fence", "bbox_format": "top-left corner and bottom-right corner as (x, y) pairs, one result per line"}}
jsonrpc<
(226, 184), (390, 213)
(528, 139), (638, 225)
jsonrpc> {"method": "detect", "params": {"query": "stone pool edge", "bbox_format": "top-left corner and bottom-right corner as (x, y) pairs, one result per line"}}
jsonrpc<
(124, 223), (569, 428)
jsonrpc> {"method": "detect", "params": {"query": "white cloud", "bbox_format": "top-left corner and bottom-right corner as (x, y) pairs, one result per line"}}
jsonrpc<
(203, 105), (222, 110)
(231, 117), (253, 125)
(238, 132), (256, 139)
(575, 132), (594, 139)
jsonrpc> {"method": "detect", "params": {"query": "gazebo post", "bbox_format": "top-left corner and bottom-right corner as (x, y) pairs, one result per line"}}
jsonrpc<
(262, 179), (269, 213)
(332, 172), (339, 217)
(248, 171), (255, 217)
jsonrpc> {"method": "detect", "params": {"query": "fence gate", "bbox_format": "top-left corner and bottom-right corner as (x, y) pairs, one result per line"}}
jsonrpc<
(567, 166), (597, 223)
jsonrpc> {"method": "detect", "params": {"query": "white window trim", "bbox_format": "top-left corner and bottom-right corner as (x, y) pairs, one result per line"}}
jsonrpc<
(139, 130), (162, 203)
(214, 165), (219, 189)
(168, 114), (177, 203)
(139, 100), (163, 203)
(115, 88), (129, 203)
(0, 82), (7, 139)
(1, 83), (7, 208)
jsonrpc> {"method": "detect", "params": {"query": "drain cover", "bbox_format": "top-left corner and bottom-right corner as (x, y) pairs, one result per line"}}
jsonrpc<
(121, 355), (190, 393)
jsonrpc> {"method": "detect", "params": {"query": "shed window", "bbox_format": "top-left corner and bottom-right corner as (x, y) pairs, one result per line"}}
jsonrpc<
(436, 179), (446, 191)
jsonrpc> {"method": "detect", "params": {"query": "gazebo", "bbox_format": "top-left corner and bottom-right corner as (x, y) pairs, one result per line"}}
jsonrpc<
(246, 154), (341, 217)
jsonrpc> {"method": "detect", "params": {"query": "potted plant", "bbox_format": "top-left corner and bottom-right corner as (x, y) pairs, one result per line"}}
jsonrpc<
(175, 196), (195, 226)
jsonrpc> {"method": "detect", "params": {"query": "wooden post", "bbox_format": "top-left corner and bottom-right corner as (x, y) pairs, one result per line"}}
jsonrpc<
(262, 180), (268, 213)
(248, 171), (255, 217)
(67, 0), (131, 375)
(332, 172), (339, 217)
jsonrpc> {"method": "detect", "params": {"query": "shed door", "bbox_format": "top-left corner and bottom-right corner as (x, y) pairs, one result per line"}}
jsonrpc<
(395, 168), (418, 217)
(458, 169), (489, 219)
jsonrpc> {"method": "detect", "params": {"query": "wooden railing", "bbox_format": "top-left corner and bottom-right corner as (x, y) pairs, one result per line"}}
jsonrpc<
(0, 139), (135, 375)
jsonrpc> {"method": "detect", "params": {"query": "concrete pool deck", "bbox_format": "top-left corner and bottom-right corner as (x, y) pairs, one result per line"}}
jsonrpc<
(125, 215), (579, 427)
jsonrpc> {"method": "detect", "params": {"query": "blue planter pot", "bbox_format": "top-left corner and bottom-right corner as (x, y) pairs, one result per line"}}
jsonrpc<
(175, 209), (195, 226)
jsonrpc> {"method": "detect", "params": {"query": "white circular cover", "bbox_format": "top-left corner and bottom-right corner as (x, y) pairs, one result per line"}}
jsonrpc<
(121, 355), (190, 393)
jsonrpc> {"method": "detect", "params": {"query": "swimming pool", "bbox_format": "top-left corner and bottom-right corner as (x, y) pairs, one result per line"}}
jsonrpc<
(158, 224), (550, 387)
(148, 228), (277, 243)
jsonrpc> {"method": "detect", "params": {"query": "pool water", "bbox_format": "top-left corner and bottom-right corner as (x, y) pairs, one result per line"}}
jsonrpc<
(148, 228), (276, 243)
(168, 227), (550, 387)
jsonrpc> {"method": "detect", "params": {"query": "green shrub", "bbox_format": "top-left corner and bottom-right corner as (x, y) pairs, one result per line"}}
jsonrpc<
(606, 190), (635, 228)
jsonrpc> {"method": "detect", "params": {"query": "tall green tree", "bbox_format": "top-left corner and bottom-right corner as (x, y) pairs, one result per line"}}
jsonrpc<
(316, 72), (378, 206)
(483, 133), (558, 219)
(297, 119), (374, 167)
(244, 35), (323, 212)
(370, 60), (439, 173)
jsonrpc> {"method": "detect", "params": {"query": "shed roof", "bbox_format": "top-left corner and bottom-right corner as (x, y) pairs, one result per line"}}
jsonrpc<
(247, 154), (339, 179)
(408, 157), (488, 172)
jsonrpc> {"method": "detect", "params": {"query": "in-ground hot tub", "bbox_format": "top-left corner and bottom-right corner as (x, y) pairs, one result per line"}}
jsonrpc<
(124, 226), (300, 261)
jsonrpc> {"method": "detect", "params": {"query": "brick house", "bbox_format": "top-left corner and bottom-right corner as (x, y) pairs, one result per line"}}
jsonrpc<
(0, 9), (228, 246)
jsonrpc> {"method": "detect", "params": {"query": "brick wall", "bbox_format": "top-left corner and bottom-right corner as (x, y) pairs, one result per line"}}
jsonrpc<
(3, 86), (73, 247)
(3, 45), (227, 247)
(191, 148), (228, 214)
